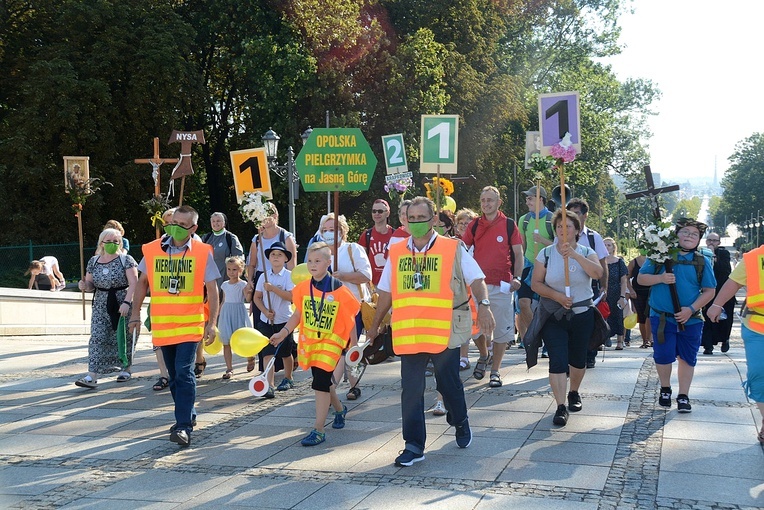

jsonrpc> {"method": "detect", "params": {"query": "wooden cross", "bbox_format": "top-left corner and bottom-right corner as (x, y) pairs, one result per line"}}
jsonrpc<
(624, 165), (680, 220)
(134, 137), (179, 198)
(134, 137), (179, 237)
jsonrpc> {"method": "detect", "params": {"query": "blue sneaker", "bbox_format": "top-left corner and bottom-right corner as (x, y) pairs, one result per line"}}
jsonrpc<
(301, 429), (326, 446)
(455, 420), (472, 448)
(276, 378), (294, 391)
(332, 405), (347, 429)
(395, 449), (424, 467)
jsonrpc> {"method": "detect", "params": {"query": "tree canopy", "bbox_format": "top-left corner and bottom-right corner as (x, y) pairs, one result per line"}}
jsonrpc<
(0, 0), (661, 254)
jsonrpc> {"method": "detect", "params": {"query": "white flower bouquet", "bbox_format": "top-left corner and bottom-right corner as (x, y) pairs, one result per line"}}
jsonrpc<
(638, 220), (679, 263)
(239, 191), (274, 228)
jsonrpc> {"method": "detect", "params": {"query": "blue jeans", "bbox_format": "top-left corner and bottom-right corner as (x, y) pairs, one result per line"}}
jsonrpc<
(161, 341), (198, 432)
(400, 348), (468, 455)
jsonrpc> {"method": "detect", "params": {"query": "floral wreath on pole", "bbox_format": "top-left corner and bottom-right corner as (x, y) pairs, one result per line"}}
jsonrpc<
(384, 174), (413, 206)
(549, 132), (577, 296)
(239, 191), (277, 318)
(424, 177), (454, 209)
(637, 219), (684, 332)
(239, 191), (275, 228)
(637, 222), (679, 264)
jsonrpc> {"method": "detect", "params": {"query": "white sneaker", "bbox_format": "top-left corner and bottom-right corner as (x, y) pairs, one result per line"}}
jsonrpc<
(432, 400), (446, 416)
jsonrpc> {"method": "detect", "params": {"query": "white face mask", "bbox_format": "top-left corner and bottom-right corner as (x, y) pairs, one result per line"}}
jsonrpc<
(322, 231), (335, 245)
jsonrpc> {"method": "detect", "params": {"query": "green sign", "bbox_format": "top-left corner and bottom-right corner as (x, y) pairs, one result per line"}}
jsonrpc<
(296, 128), (378, 192)
(420, 114), (458, 174)
(381, 133), (408, 174)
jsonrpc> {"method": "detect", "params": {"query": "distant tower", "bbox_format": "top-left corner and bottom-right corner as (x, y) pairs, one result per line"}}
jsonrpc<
(713, 156), (718, 187)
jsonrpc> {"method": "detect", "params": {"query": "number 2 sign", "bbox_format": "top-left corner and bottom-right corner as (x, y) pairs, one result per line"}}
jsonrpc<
(381, 133), (408, 174)
(420, 114), (459, 174)
(538, 91), (581, 157)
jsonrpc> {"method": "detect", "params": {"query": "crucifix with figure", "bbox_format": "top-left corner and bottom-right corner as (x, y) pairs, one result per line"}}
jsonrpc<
(134, 137), (179, 238)
(624, 165), (680, 220)
(626, 164), (684, 330)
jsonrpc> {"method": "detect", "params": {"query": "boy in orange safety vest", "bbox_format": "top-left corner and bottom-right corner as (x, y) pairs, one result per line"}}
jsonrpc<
(268, 242), (360, 446)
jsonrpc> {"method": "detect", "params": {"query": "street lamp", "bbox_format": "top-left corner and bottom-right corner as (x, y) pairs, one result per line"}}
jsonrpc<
(262, 127), (306, 238)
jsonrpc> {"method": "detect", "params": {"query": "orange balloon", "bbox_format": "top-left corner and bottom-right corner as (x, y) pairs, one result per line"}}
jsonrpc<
(230, 327), (269, 357)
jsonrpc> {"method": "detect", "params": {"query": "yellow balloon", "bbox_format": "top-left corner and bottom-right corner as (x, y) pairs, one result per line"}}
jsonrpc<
(291, 263), (311, 285)
(230, 327), (269, 358)
(203, 327), (223, 355)
(444, 196), (457, 213)
(623, 312), (638, 330)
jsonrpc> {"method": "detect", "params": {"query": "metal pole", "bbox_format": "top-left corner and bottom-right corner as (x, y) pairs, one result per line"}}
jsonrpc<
(287, 146), (296, 238)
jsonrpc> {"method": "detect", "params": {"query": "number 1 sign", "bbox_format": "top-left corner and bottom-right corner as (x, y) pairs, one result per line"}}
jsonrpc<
(420, 115), (459, 174)
(538, 91), (581, 157)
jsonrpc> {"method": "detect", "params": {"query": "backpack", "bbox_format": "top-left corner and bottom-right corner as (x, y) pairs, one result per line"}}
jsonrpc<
(253, 229), (286, 249)
(471, 217), (518, 275)
(654, 252), (707, 286)
(363, 228), (372, 258)
(202, 231), (234, 257)
(521, 211), (554, 240)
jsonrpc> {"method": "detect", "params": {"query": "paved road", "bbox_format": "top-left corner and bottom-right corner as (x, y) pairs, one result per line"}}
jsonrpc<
(0, 324), (762, 509)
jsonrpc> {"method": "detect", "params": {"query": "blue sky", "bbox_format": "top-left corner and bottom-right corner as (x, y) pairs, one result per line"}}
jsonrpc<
(605, 1), (764, 182)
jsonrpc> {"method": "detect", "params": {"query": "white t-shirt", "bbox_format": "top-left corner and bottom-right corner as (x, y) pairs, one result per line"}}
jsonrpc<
(377, 234), (485, 293)
(40, 256), (58, 275)
(577, 227), (608, 260)
(331, 242), (373, 302)
(255, 267), (294, 324)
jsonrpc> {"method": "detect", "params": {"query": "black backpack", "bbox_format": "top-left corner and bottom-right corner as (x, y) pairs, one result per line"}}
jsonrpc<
(471, 217), (518, 276)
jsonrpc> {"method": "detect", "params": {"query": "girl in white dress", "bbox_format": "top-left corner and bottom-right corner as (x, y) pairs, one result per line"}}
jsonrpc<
(217, 257), (253, 379)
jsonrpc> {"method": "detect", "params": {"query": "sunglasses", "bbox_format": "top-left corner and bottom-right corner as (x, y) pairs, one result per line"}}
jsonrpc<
(372, 209), (387, 214)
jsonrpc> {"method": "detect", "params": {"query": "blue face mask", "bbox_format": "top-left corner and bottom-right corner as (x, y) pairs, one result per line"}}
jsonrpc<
(322, 231), (335, 245)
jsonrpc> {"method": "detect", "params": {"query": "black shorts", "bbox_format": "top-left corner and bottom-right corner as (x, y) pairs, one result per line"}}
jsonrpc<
(311, 366), (334, 393)
(517, 266), (534, 300)
(256, 320), (295, 357)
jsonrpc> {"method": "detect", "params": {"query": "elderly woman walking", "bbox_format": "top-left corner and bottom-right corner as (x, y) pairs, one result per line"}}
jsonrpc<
(75, 228), (139, 388)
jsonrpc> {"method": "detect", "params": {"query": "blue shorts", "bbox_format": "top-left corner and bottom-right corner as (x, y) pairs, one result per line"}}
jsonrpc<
(742, 324), (764, 403)
(650, 317), (703, 366)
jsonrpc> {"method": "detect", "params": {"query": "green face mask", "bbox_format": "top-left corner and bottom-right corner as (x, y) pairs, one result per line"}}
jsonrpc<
(212, 228), (225, 235)
(408, 220), (431, 238)
(164, 224), (191, 242)
(103, 241), (119, 255)
(434, 226), (445, 236)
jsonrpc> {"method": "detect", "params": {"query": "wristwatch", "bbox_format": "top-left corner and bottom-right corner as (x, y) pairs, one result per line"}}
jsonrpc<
(479, 299), (491, 307)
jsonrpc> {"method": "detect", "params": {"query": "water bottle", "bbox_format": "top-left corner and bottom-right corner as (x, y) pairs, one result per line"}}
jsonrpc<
(719, 308), (728, 321)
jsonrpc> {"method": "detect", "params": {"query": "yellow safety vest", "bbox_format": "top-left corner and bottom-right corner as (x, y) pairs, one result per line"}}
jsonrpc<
(744, 246), (764, 333)
(143, 239), (210, 346)
(293, 278), (360, 372)
(389, 235), (458, 354)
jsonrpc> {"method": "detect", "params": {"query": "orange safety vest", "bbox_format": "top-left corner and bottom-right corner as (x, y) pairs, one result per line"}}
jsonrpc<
(389, 235), (458, 354)
(743, 246), (764, 333)
(143, 238), (211, 346)
(293, 278), (360, 372)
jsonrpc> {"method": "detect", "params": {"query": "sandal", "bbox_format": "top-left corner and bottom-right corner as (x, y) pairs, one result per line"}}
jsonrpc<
(246, 357), (256, 372)
(489, 372), (502, 387)
(222, 370), (233, 380)
(473, 356), (489, 380)
(346, 387), (361, 400)
(116, 371), (132, 382)
(459, 357), (470, 371)
(153, 377), (169, 391)
(194, 359), (207, 379)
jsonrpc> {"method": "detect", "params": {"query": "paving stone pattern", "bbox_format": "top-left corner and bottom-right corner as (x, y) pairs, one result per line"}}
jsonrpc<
(0, 326), (762, 509)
